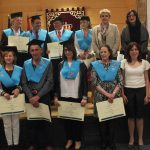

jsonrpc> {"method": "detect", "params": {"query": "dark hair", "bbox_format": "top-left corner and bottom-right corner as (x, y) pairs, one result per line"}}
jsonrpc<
(126, 42), (142, 62)
(62, 44), (77, 60)
(99, 45), (113, 60)
(126, 10), (141, 26)
(80, 15), (92, 29)
(81, 16), (90, 21)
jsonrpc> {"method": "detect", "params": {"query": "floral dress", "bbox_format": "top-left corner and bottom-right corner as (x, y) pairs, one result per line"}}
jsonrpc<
(91, 60), (123, 116)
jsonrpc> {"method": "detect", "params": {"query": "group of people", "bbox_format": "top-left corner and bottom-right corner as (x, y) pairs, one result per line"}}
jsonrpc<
(0, 8), (149, 150)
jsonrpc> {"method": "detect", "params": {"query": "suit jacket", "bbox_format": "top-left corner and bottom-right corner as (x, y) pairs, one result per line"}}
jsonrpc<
(21, 61), (54, 105)
(92, 23), (120, 58)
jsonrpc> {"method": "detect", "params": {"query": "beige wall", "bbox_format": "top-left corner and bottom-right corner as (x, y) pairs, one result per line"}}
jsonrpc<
(0, 0), (137, 37)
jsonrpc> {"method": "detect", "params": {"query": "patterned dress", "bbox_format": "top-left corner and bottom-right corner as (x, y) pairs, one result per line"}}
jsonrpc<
(91, 60), (123, 116)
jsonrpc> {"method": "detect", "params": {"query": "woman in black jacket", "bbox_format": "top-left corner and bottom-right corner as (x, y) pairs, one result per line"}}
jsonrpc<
(54, 40), (88, 150)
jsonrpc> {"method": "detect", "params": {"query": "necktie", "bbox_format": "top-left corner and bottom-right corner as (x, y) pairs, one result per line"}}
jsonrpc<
(35, 31), (39, 39)
(57, 30), (61, 39)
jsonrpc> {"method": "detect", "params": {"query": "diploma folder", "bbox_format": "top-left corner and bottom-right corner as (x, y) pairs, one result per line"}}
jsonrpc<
(0, 94), (25, 115)
(96, 97), (126, 122)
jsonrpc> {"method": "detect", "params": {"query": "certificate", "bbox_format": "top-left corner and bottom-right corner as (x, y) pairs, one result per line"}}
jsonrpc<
(96, 97), (126, 122)
(0, 94), (25, 115)
(8, 36), (29, 53)
(25, 103), (51, 122)
(58, 101), (85, 121)
(47, 42), (63, 59)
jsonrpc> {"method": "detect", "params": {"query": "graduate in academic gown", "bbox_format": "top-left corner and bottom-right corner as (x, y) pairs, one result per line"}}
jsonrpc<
(74, 16), (94, 61)
(24, 15), (49, 58)
(91, 45), (123, 150)
(47, 16), (74, 98)
(0, 46), (22, 150)
(21, 39), (54, 150)
(1, 12), (29, 67)
(54, 40), (88, 150)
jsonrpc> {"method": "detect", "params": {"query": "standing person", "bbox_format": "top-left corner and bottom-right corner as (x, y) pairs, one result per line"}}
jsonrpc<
(121, 42), (149, 150)
(92, 9), (120, 59)
(54, 40), (88, 150)
(91, 45), (123, 150)
(1, 12), (28, 67)
(121, 10), (149, 59)
(21, 39), (54, 150)
(75, 15), (94, 61)
(48, 16), (74, 98)
(0, 46), (22, 150)
(25, 15), (49, 58)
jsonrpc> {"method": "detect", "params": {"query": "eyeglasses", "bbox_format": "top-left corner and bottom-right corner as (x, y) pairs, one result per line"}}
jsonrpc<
(127, 14), (135, 18)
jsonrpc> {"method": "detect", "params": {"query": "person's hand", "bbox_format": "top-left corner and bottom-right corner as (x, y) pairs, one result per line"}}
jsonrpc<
(81, 99), (87, 107)
(79, 52), (85, 59)
(29, 96), (40, 105)
(144, 96), (149, 105)
(84, 51), (89, 57)
(122, 94), (128, 104)
(105, 93), (114, 103)
(106, 93), (115, 100)
(4, 93), (11, 100)
(108, 98), (113, 103)
(54, 97), (60, 107)
(33, 101), (39, 108)
(12, 88), (20, 98)
(46, 49), (50, 54)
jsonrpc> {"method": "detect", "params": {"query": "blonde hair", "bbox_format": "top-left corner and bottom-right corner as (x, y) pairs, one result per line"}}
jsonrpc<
(99, 9), (111, 17)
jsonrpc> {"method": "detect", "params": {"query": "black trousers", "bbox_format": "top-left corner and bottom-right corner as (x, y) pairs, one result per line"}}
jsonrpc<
(99, 119), (116, 147)
(64, 119), (83, 141)
(27, 120), (52, 148)
(61, 97), (83, 142)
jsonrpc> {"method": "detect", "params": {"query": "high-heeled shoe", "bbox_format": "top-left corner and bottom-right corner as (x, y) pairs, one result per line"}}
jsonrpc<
(65, 140), (73, 149)
(138, 145), (144, 150)
(75, 141), (81, 150)
(128, 144), (135, 150)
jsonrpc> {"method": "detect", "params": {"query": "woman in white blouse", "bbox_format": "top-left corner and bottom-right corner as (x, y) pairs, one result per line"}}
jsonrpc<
(121, 42), (149, 150)
(54, 40), (88, 150)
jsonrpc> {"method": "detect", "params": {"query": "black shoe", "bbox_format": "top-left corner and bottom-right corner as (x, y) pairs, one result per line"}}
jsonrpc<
(138, 145), (144, 150)
(13, 145), (19, 150)
(7, 146), (13, 150)
(128, 144), (135, 150)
